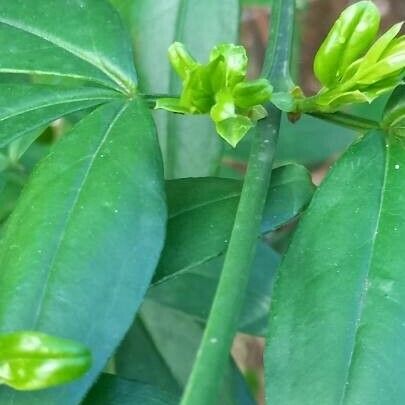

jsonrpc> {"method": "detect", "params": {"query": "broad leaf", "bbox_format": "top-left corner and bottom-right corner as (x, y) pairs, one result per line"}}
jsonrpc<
(148, 241), (280, 336)
(0, 0), (137, 93)
(0, 99), (166, 403)
(0, 84), (120, 147)
(113, 0), (240, 177)
(116, 301), (255, 405)
(154, 164), (314, 282)
(265, 130), (405, 404)
(84, 374), (179, 405)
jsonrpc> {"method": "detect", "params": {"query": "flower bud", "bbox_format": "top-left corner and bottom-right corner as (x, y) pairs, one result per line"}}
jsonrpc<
(168, 42), (198, 80)
(232, 79), (273, 108)
(353, 23), (405, 85)
(0, 331), (91, 390)
(314, 1), (380, 87)
(209, 44), (248, 88)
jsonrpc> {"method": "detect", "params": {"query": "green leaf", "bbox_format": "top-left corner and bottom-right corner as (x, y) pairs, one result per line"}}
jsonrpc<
(116, 301), (255, 405)
(116, 0), (239, 177)
(83, 374), (179, 405)
(7, 127), (46, 165)
(0, 0), (137, 93)
(0, 331), (91, 391)
(383, 85), (405, 131)
(154, 164), (314, 283)
(0, 84), (120, 147)
(0, 99), (166, 404)
(0, 171), (25, 224)
(265, 130), (405, 404)
(147, 241), (280, 336)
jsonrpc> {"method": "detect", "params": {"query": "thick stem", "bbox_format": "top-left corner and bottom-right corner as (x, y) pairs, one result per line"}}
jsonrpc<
(180, 108), (280, 405)
(180, 1), (295, 404)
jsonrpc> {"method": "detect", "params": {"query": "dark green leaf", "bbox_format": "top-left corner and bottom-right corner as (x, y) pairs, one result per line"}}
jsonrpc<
(84, 374), (179, 405)
(265, 130), (405, 404)
(116, 301), (255, 405)
(0, 99), (166, 404)
(155, 164), (314, 283)
(0, 0), (137, 93)
(148, 241), (280, 336)
(0, 84), (120, 147)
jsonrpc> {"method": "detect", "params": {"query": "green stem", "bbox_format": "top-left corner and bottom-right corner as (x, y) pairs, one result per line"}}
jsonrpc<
(141, 94), (178, 109)
(180, 1), (295, 404)
(308, 111), (380, 133)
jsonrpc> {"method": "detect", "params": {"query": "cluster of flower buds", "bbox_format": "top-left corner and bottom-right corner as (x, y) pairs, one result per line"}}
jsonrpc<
(299, 1), (405, 113)
(156, 42), (273, 147)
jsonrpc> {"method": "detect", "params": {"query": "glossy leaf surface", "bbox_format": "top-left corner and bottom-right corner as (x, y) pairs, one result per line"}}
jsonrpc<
(115, 0), (239, 177)
(0, 0), (137, 93)
(116, 301), (255, 405)
(83, 374), (178, 405)
(148, 241), (280, 336)
(155, 164), (314, 282)
(265, 130), (405, 404)
(0, 100), (166, 403)
(0, 84), (120, 147)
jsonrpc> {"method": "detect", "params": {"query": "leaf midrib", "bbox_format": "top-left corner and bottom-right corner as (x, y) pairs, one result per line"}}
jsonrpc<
(0, 95), (119, 123)
(169, 191), (241, 219)
(0, 17), (132, 93)
(30, 102), (129, 329)
(339, 136), (390, 404)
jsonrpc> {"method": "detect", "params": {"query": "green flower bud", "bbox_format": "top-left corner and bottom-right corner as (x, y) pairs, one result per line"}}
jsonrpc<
(156, 42), (270, 147)
(352, 23), (405, 85)
(210, 89), (236, 122)
(314, 1), (380, 87)
(168, 42), (198, 80)
(232, 79), (273, 108)
(0, 331), (91, 391)
(209, 44), (248, 88)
